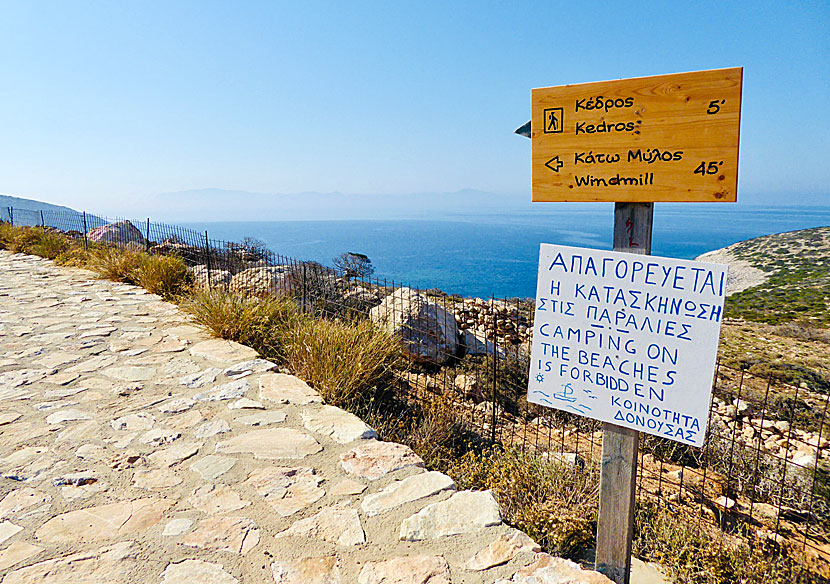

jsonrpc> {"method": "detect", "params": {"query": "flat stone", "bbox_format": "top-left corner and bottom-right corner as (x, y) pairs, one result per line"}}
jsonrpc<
(65, 354), (117, 373)
(302, 405), (378, 443)
(43, 386), (87, 399)
(259, 373), (322, 405)
(179, 367), (222, 388)
(46, 408), (93, 424)
(0, 540), (44, 572)
(224, 359), (278, 379)
(61, 481), (108, 501)
(139, 427), (181, 446)
(400, 490), (501, 541)
(56, 419), (100, 445)
(340, 441), (424, 480)
(242, 467), (325, 516)
(275, 506), (365, 546)
(236, 411), (286, 426)
(52, 471), (97, 487)
(35, 497), (173, 543)
(330, 479), (367, 496)
(0, 488), (51, 518)
(101, 365), (155, 381)
(466, 529), (541, 570)
(110, 383), (142, 397)
(163, 410), (202, 431)
(194, 379), (251, 402)
(75, 443), (105, 460)
(0, 520), (23, 545)
(189, 484), (250, 515)
(0, 412), (22, 425)
(190, 339), (258, 362)
(194, 419), (231, 438)
(501, 554), (613, 584)
(181, 515), (260, 555)
(156, 336), (190, 353)
(2, 541), (137, 584)
(35, 399), (80, 411)
(228, 397), (265, 410)
(133, 468), (183, 490)
(161, 559), (239, 584)
(362, 471), (455, 516)
(157, 398), (196, 413)
(190, 455), (237, 480)
(159, 357), (201, 377)
(357, 556), (450, 584)
(162, 518), (193, 536)
(215, 428), (321, 460)
(47, 371), (81, 385)
(271, 556), (341, 584)
(0, 368), (50, 386)
(148, 441), (201, 467)
(34, 351), (83, 368)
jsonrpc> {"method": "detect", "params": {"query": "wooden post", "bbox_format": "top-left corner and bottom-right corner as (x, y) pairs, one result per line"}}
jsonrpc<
(595, 202), (653, 584)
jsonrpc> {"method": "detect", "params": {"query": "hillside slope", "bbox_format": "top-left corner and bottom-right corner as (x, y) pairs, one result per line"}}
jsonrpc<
(0, 193), (80, 215)
(698, 226), (830, 326)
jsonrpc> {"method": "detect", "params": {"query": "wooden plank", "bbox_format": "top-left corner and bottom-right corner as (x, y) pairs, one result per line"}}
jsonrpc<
(595, 202), (652, 584)
(531, 68), (742, 202)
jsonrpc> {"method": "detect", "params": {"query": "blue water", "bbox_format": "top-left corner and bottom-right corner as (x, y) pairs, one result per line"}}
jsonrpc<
(182, 205), (830, 299)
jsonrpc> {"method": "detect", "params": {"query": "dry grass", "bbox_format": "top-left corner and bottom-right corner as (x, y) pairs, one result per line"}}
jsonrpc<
(88, 246), (145, 283)
(285, 317), (403, 411)
(134, 253), (192, 299)
(0, 225), (70, 259)
(634, 500), (825, 584)
(447, 447), (600, 558)
(182, 288), (300, 360)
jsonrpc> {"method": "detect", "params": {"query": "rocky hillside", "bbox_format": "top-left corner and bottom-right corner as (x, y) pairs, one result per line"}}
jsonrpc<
(698, 226), (830, 325)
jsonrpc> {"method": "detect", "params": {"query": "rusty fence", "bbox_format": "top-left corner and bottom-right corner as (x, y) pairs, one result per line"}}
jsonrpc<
(3, 206), (829, 575)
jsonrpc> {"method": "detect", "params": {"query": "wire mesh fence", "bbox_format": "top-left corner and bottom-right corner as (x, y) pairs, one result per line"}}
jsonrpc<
(3, 206), (828, 574)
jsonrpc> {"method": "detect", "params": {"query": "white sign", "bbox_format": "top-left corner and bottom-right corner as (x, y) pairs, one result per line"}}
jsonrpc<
(527, 244), (728, 447)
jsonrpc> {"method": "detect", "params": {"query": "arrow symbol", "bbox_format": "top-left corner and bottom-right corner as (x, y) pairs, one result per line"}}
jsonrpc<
(545, 156), (564, 173)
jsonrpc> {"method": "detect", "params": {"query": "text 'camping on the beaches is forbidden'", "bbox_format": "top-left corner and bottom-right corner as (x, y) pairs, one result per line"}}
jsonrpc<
(527, 243), (728, 447)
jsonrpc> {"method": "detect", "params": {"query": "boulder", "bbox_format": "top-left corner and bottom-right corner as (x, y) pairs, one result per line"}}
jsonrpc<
(190, 265), (232, 288)
(149, 239), (205, 265)
(87, 221), (146, 246)
(370, 288), (458, 365)
(229, 266), (293, 296)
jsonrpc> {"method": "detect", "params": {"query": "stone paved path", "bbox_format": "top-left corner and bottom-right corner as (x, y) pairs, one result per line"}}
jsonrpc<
(0, 250), (617, 583)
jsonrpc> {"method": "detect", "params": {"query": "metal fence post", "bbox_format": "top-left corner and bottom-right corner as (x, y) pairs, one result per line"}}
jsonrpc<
(82, 211), (88, 249)
(302, 263), (307, 314)
(146, 218), (151, 251)
(40, 210), (45, 227)
(8, 207), (13, 226)
(204, 231), (212, 286)
(491, 323), (498, 445)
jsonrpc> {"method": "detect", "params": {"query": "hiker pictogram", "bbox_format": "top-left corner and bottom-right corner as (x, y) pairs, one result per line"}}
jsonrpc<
(543, 107), (563, 133)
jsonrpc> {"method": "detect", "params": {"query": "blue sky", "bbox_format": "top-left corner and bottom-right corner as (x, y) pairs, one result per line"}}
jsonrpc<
(1, 1), (827, 214)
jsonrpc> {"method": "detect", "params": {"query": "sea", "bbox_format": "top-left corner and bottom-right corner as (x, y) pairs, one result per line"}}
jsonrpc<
(182, 205), (830, 299)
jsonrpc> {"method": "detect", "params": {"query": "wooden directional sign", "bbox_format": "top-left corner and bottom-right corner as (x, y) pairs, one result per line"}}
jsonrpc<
(532, 68), (742, 203)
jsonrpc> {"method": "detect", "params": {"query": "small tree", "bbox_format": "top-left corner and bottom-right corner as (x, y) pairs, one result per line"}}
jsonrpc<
(334, 252), (374, 280)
